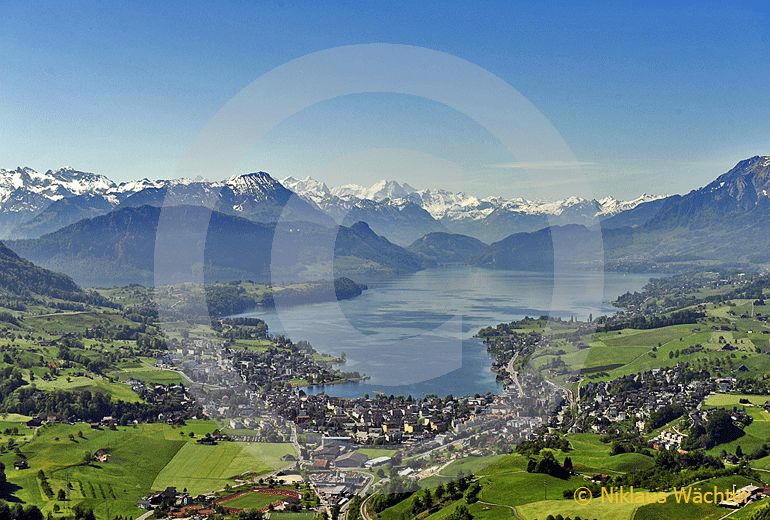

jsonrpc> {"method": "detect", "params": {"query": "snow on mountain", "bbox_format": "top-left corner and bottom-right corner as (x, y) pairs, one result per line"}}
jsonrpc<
(596, 194), (666, 216)
(0, 166), (116, 208)
(1, 166), (664, 227)
(281, 176), (331, 204)
(287, 176), (663, 222)
(225, 171), (288, 200)
(0, 168), (32, 202)
(49, 167), (116, 195)
(331, 180), (417, 201)
(114, 178), (166, 193)
(406, 189), (497, 221)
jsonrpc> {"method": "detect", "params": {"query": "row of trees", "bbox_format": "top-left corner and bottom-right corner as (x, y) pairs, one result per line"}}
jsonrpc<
(595, 309), (705, 332)
(526, 452), (573, 479)
(410, 473), (477, 517)
(3, 387), (196, 424)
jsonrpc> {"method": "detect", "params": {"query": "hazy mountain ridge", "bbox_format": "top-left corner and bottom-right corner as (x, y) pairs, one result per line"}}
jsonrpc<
(0, 240), (106, 304)
(478, 156), (770, 269)
(3, 157), (769, 272)
(7, 205), (430, 287)
(408, 232), (489, 264)
(404, 156), (770, 271)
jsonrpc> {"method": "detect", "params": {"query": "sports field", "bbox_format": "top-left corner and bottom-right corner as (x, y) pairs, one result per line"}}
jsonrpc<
(219, 489), (295, 510)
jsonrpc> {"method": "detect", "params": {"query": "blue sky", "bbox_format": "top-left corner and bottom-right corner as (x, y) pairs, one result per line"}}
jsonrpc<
(1, 1), (769, 199)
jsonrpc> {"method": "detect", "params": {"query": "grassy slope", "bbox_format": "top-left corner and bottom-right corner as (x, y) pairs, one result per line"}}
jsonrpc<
(634, 475), (755, 520)
(2, 422), (187, 518)
(1, 420), (295, 518)
(381, 438), (657, 520)
(151, 441), (295, 495)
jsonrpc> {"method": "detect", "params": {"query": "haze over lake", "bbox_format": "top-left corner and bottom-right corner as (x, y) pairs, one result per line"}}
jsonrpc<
(244, 267), (652, 397)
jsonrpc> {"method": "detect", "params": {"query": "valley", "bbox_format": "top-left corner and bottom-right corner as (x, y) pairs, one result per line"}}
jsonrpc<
(0, 158), (769, 520)
(6, 4), (770, 519)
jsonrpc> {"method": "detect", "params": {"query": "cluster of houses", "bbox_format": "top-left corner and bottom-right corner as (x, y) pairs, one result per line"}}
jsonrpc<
(231, 338), (359, 388)
(651, 429), (687, 450)
(574, 366), (715, 434)
(264, 391), (494, 446)
(126, 378), (199, 423)
(138, 486), (193, 511)
(304, 436), (390, 471)
(689, 405), (752, 434)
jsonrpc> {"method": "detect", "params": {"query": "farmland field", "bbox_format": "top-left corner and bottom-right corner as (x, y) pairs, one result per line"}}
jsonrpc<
(1, 423), (185, 519)
(151, 441), (295, 494)
(0, 420), (295, 518)
(109, 359), (187, 385)
(29, 375), (144, 403)
(705, 393), (770, 407)
(707, 407), (770, 457)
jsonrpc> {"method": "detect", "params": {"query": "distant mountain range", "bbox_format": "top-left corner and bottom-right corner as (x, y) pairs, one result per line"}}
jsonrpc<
(282, 176), (664, 243)
(408, 156), (770, 270)
(1, 156), (769, 287)
(601, 155), (770, 268)
(7, 205), (431, 287)
(0, 165), (661, 244)
(0, 168), (329, 239)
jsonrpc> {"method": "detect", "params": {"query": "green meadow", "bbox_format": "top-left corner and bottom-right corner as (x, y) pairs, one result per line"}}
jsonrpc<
(381, 433), (659, 520)
(151, 441), (294, 495)
(0, 420), (295, 518)
(29, 374), (144, 403)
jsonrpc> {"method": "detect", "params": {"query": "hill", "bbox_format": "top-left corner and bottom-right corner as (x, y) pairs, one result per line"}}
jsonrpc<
(408, 232), (489, 264)
(474, 224), (612, 271)
(8, 205), (430, 286)
(0, 241), (95, 302)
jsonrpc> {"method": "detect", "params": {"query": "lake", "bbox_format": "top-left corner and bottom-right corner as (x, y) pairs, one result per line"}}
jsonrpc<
(242, 267), (653, 397)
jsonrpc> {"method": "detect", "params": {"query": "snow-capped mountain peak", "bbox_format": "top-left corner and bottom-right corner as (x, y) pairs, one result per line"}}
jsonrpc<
(46, 167), (116, 196)
(225, 171), (288, 200)
(280, 176), (331, 204)
(283, 174), (664, 222)
(1, 163), (669, 246)
(114, 178), (165, 193)
(595, 193), (665, 216)
(331, 179), (417, 201)
(0, 166), (115, 204)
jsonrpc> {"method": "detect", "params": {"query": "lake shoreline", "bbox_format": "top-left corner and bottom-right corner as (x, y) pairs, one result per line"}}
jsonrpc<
(238, 267), (656, 398)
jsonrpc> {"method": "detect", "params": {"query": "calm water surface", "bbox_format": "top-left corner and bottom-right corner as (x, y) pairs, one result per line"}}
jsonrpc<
(242, 268), (652, 397)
